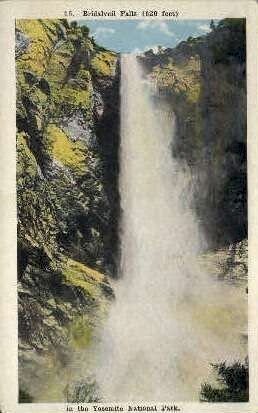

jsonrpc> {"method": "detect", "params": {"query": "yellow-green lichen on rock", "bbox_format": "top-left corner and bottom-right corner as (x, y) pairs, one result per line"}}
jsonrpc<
(17, 132), (58, 255)
(17, 19), (119, 402)
(45, 124), (87, 174)
(45, 41), (75, 84)
(62, 257), (107, 300)
(91, 51), (117, 77)
(45, 40), (93, 117)
(17, 132), (38, 178)
(61, 255), (112, 350)
(16, 19), (60, 77)
(51, 83), (92, 116)
(68, 315), (93, 349)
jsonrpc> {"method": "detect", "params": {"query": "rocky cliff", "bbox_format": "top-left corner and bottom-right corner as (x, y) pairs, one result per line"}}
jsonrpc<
(16, 19), (120, 401)
(138, 24), (248, 400)
(139, 19), (247, 248)
(16, 18), (248, 402)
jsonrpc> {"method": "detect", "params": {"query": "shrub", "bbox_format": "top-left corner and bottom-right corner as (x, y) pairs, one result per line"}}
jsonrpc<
(200, 360), (249, 402)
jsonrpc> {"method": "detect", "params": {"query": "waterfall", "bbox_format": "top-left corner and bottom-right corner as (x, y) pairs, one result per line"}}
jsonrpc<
(95, 54), (247, 402)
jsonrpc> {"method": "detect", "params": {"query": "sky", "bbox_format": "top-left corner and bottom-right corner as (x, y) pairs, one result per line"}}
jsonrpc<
(77, 20), (216, 53)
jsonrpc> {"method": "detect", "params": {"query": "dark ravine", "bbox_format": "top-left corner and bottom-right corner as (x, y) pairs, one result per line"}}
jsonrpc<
(16, 19), (120, 400)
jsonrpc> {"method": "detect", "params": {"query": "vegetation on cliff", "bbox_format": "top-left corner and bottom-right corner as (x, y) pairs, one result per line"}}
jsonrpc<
(16, 19), (120, 401)
(140, 19), (246, 247)
(16, 17), (247, 403)
(200, 360), (248, 402)
(139, 19), (248, 402)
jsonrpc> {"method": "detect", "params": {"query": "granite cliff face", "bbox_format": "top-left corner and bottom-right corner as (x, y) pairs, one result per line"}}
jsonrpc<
(16, 19), (120, 400)
(139, 19), (247, 248)
(16, 18), (247, 402)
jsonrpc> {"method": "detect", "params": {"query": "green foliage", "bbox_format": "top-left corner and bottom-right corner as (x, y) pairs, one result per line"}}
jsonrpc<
(67, 378), (101, 403)
(19, 389), (33, 403)
(90, 36), (110, 53)
(70, 21), (78, 29)
(210, 19), (216, 31)
(200, 360), (249, 402)
(81, 25), (90, 38)
(143, 17), (246, 245)
(153, 57), (201, 104)
(208, 18), (246, 64)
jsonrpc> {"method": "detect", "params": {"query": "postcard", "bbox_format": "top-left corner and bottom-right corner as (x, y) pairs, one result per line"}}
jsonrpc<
(0, 1), (257, 412)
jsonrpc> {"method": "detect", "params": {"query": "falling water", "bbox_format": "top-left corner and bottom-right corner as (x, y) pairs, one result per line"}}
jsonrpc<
(95, 54), (247, 402)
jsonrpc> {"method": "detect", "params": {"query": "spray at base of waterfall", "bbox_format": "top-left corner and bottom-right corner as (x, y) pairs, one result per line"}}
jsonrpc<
(93, 54), (247, 402)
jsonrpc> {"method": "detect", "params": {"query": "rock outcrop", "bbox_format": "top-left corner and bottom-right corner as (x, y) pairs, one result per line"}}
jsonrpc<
(16, 19), (120, 400)
(139, 19), (246, 248)
(16, 18), (248, 402)
(140, 21), (248, 403)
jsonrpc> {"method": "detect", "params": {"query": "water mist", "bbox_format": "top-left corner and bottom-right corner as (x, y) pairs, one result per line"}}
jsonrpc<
(95, 54), (247, 402)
